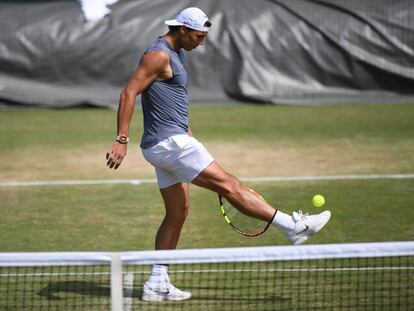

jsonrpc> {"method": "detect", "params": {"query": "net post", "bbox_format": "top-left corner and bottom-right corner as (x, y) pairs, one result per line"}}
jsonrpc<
(111, 253), (123, 311)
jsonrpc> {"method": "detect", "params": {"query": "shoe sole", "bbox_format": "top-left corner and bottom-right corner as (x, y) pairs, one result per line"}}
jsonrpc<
(142, 293), (192, 301)
(292, 211), (331, 245)
(142, 293), (164, 302)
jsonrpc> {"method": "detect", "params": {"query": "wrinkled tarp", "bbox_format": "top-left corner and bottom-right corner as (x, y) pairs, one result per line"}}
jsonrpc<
(0, 0), (413, 108)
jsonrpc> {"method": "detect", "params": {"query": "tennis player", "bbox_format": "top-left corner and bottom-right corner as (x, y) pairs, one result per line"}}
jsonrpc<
(106, 7), (331, 301)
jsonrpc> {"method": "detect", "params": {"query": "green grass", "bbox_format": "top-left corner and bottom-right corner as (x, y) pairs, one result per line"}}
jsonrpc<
(1, 103), (413, 181)
(190, 104), (414, 143)
(1, 179), (413, 251)
(1, 104), (413, 149)
(0, 103), (413, 251)
(0, 103), (413, 310)
(0, 265), (111, 311)
(2, 257), (413, 310)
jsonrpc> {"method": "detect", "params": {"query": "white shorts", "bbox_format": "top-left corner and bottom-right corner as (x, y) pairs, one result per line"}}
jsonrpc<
(141, 134), (214, 189)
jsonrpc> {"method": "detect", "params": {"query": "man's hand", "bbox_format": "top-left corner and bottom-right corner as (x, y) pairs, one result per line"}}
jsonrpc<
(106, 142), (127, 169)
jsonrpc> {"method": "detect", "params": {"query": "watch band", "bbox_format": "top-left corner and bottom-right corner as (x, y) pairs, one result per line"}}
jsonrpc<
(116, 135), (129, 144)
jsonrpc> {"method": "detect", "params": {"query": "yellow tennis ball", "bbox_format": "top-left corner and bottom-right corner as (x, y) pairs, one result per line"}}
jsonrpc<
(312, 194), (325, 208)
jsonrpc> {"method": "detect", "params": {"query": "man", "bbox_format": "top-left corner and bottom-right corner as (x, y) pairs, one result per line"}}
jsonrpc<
(106, 7), (331, 301)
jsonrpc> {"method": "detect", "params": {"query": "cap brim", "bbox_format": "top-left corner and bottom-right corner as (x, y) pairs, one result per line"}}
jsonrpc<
(164, 19), (183, 27)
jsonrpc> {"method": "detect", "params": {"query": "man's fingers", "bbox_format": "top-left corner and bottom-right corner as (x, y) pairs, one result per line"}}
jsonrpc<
(106, 143), (127, 169)
(106, 152), (124, 169)
(109, 160), (116, 169)
(107, 156), (113, 167)
(108, 157), (118, 169)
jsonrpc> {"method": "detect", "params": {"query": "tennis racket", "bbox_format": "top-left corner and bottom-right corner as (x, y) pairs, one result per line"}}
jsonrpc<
(218, 189), (276, 237)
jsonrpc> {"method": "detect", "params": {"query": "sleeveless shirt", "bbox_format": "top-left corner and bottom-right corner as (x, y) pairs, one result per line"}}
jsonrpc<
(140, 38), (189, 149)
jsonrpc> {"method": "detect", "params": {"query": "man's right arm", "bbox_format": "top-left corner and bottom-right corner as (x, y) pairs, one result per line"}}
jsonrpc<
(106, 51), (171, 169)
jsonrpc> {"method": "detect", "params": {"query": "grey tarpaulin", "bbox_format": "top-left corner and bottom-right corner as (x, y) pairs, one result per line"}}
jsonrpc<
(0, 0), (413, 108)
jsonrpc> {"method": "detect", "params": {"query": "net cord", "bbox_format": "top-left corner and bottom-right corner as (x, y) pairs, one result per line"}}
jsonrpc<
(0, 252), (112, 267)
(1, 241), (412, 267)
(121, 241), (414, 265)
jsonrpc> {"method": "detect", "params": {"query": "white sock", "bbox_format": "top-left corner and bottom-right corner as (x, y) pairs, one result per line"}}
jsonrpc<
(272, 210), (296, 231)
(148, 264), (169, 285)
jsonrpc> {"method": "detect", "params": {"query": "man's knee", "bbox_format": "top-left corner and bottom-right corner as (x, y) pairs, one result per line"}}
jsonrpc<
(193, 162), (243, 196)
(165, 202), (189, 221)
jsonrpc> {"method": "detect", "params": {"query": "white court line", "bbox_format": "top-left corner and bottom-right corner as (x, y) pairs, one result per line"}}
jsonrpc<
(2, 266), (413, 278)
(0, 174), (413, 187)
(242, 174), (414, 182)
(0, 178), (156, 187)
(0, 272), (110, 277)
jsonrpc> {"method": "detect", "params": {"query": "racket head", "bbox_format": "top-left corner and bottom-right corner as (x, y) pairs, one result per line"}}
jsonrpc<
(218, 189), (275, 237)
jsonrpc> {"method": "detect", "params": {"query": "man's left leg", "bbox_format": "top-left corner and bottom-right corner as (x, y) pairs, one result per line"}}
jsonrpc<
(142, 182), (192, 301)
(155, 182), (190, 250)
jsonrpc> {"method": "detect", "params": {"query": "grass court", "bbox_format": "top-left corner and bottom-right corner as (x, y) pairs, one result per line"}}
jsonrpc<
(0, 103), (413, 310)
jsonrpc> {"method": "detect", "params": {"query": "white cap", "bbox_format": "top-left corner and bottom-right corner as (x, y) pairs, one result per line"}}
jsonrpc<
(165, 7), (211, 32)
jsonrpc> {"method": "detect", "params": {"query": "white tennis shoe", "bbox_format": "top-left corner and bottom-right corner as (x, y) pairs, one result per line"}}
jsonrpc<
(142, 281), (192, 301)
(285, 210), (331, 245)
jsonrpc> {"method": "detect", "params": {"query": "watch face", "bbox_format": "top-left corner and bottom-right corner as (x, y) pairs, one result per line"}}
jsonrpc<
(117, 136), (129, 143)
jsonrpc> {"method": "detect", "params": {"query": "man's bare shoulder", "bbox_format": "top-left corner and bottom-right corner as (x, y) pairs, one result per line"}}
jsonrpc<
(141, 50), (169, 67)
(140, 50), (172, 80)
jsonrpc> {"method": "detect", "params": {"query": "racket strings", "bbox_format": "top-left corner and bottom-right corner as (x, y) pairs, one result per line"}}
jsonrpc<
(221, 197), (272, 236)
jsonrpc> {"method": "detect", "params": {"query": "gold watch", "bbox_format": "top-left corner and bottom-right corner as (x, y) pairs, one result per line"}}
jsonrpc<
(116, 135), (129, 144)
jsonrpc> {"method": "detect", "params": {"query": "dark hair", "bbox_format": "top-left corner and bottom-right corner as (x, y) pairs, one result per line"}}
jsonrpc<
(168, 25), (182, 32)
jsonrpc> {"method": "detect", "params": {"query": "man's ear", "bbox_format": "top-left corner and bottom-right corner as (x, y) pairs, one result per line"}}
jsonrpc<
(180, 26), (188, 34)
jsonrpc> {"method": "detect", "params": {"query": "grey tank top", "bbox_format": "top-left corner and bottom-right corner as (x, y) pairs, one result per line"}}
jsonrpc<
(140, 38), (189, 149)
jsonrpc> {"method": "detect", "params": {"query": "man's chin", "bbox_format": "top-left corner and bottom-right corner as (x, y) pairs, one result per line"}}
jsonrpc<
(184, 46), (197, 51)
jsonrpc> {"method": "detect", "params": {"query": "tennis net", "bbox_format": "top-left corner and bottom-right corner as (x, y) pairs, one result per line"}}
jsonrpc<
(0, 241), (413, 310)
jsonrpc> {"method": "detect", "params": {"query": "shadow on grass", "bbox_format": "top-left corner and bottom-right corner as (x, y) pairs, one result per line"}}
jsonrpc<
(38, 281), (291, 306)
(38, 281), (110, 300)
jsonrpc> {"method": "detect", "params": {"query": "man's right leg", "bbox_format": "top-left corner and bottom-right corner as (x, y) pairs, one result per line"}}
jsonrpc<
(192, 161), (331, 245)
(193, 161), (276, 221)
